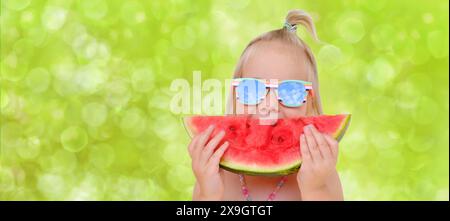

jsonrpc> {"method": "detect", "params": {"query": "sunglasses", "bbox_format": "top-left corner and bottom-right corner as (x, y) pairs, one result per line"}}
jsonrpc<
(232, 78), (314, 107)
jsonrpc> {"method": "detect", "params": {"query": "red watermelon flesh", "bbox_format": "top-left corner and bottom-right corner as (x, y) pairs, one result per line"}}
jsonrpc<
(183, 114), (351, 176)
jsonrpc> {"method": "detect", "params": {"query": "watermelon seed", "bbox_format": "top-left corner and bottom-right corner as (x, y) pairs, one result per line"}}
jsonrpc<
(278, 137), (284, 143)
(271, 135), (285, 144)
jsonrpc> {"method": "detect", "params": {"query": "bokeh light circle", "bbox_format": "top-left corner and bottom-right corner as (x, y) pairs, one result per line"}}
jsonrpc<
(2, 0), (31, 11)
(337, 17), (365, 43)
(119, 107), (147, 138)
(60, 126), (89, 152)
(131, 67), (155, 93)
(317, 44), (344, 70)
(82, 102), (108, 127)
(16, 136), (41, 159)
(41, 6), (67, 31)
(366, 58), (396, 88)
(89, 143), (115, 169)
(26, 67), (51, 93)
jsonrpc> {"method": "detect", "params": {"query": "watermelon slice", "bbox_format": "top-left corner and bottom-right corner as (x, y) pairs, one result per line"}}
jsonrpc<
(183, 114), (351, 176)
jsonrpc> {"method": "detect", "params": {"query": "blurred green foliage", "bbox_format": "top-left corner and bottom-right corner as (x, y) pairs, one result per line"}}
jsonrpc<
(0, 0), (448, 200)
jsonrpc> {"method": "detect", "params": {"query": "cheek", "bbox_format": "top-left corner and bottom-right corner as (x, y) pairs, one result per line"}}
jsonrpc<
(234, 99), (258, 115)
(279, 104), (307, 118)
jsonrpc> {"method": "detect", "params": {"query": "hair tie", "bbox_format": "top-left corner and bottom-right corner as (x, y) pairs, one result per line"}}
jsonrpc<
(283, 21), (297, 33)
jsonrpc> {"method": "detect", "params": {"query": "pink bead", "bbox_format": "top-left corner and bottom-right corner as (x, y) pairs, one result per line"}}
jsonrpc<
(268, 193), (276, 200)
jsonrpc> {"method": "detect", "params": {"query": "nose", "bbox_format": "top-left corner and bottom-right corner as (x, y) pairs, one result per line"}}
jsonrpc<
(257, 88), (279, 116)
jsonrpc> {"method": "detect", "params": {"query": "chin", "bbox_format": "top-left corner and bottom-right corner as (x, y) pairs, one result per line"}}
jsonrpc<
(250, 113), (282, 125)
(258, 118), (279, 125)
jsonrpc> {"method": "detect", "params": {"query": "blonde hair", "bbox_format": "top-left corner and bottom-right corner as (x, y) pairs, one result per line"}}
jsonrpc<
(228, 9), (323, 116)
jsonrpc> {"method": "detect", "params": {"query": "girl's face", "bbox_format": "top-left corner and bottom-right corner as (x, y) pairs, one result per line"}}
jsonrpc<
(234, 40), (313, 124)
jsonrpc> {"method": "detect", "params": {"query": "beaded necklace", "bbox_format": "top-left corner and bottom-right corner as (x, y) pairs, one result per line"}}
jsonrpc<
(238, 174), (288, 201)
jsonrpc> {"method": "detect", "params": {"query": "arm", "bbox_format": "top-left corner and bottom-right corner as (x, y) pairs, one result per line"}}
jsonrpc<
(300, 171), (343, 201)
(192, 181), (201, 200)
(192, 181), (223, 201)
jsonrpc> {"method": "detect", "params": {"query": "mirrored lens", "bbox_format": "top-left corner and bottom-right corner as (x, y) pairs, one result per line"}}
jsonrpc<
(236, 79), (266, 105)
(278, 81), (306, 107)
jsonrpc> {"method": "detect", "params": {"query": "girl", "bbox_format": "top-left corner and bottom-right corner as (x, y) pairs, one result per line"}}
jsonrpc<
(188, 9), (344, 201)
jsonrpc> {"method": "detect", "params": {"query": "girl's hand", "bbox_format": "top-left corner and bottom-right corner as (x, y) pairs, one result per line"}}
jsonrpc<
(297, 124), (342, 199)
(188, 125), (229, 200)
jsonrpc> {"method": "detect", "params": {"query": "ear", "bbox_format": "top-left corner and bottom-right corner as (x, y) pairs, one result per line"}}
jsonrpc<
(309, 89), (315, 98)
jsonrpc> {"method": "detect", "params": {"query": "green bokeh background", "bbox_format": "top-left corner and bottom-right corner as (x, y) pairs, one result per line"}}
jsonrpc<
(1, 0), (448, 200)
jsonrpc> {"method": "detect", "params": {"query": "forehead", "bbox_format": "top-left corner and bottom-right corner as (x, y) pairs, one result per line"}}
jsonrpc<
(241, 40), (312, 81)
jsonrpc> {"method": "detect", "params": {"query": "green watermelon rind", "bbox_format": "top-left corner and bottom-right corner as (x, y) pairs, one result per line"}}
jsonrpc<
(332, 113), (352, 142)
(219, 160), (301, 176)
(183, 114), (351, 176)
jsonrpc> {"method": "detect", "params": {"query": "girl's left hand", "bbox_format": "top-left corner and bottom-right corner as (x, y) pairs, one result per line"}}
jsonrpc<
(297, 124), (339, 193)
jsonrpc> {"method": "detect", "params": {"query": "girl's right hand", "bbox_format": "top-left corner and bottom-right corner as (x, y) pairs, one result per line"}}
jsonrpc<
(188, 125), (229, 200)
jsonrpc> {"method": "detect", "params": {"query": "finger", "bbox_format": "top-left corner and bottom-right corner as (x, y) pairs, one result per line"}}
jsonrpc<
(207, 141), (229, 171)
(200, 130), (226, 165)
(324, 134), (339, 159)
(300, 134), (313, 163)
(309, 125), (333, 160)
(194, 125), (215, 158)
(188, 134), (200, 157)
(304, 125), (322, 160)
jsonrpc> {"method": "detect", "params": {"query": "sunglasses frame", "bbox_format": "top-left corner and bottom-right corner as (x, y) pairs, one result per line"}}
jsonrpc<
(231, 78), (314, 107)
